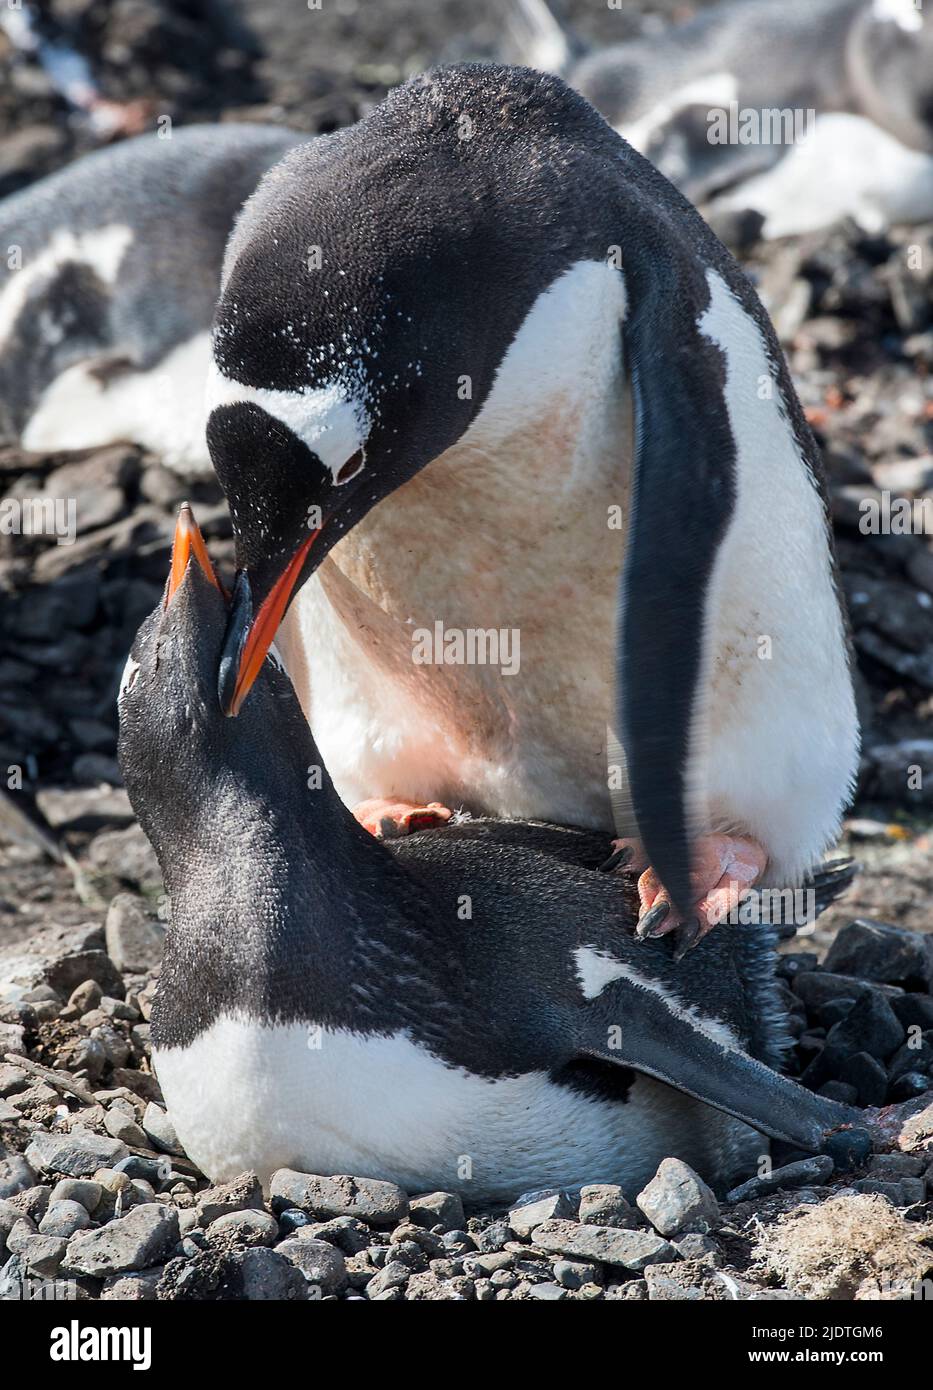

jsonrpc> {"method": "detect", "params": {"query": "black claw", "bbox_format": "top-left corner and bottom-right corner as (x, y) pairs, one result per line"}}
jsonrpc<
(673, 917), (702, 961)
(636, 900), (671, 939)
(599, 844), (634, 874)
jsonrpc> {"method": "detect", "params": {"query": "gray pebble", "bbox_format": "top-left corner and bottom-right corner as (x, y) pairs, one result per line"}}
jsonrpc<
(226, 1246), (308, 1300)
(63, 1202), (179, 1276)
(39, 1199), (92, 1238)
(578, 1183), (637, 1229)
(408, 1190), (465, 1233)
(532, 1219), (677, 1271)
(197, 1172), (264, 1226)
(209, 1209), (279, 1247)
(25, 1128), (128, 1179)
(365, 1259), (411, 1298)
(508, 1190), (575, 1236)
(277, 1236), (348, 1293)
(270, 1169), (408, 1225)
(636, 1158), (721, 1237)
(0, 1152), (34, 1198)
(24, 1234), (66, 1278)
(554, 1258), (599, 1289)
(142, 1103), (184, 1156)
(104, 1108), (149, 1148)
(49, 1179), (102, 1213)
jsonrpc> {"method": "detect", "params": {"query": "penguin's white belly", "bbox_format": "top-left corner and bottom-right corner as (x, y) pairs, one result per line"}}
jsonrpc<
(153, 1014), (761, 1201)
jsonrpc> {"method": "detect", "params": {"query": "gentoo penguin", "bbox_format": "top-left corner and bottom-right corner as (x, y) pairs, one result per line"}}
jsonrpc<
(508, 0), (933, 237)
(206, 65), (859, 948)
(117, 505), (858, 1199)
(0, 122), (304, 470)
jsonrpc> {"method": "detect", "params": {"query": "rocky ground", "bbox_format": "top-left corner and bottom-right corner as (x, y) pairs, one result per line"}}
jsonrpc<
(1, 0), (933, 1301)
(0, 905), (932, 1300)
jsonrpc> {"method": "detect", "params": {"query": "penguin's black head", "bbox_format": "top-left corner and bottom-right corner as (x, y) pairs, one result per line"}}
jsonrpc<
(205, 64), (616, 714)
(117, 504), (313, 855)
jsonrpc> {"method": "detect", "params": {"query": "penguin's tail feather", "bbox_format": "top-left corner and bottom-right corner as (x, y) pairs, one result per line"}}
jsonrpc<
(771, 856), (857, 940)
(502, 0), (580, 76)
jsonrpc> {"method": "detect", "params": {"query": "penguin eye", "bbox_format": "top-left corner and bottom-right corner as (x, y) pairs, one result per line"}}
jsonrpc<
(336, 449), (364, 484)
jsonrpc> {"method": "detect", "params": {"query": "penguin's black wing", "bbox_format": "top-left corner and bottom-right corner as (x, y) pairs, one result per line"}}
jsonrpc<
(578, 970), (858, 1150)
(608, 154), (828, 913)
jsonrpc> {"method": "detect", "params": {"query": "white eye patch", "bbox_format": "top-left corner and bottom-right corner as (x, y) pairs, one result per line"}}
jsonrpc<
(118, 654), (140, 700)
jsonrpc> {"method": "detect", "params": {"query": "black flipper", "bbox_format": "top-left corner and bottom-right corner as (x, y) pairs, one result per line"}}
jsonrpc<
(582, 971), (858, 1150)
(617, 236), (738, 915)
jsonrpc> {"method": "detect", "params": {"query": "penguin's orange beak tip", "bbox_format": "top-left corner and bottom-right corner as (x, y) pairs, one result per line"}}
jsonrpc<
(165, 502), (225, 607)
(219, 526), (321, 718)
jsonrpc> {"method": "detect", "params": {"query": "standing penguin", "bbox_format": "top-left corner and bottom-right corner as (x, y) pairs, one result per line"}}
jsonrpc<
(206, 65), (859, 945)
(0, 122), (304, 469)
(117, 505), (858, 1197)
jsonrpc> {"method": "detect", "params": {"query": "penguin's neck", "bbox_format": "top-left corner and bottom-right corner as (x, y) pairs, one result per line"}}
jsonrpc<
(155, 718), (428, 989)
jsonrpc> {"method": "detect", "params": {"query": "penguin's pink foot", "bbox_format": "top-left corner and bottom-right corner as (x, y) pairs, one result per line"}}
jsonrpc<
(601, 834), (768, 959)
(353, 798), (453, 840)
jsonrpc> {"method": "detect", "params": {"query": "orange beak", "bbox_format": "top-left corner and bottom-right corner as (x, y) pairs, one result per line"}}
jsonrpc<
(223, 528), (320, 717)
(166, 502), (224, 605)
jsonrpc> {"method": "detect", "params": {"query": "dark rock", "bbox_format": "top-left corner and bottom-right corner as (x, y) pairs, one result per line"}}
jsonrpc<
(823, 991), (905, 1069)
(824, 920), (933, 990)
(726, 1155), (834, 1204)
(225, 1246), (308, 1300)
(817, 997), (858, 1029)
(792, 971), (895, 1011)
(889, 1071), (932, 1102)
(891, 995), (933, 1032)
(473, 1219), (512, 1252)
(838, 1051), (889, 1106)
(887, 1040), (933, 1082)
(822, 1128), (872, 1172)
(818, 1080), (859, 1105)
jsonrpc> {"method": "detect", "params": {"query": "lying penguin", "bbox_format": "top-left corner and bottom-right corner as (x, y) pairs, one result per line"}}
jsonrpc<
(507, 0), (933, 237)
(206, 64), (859, 952)
(0, 121), (304, 469)
(116, 504), (858, 1199)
